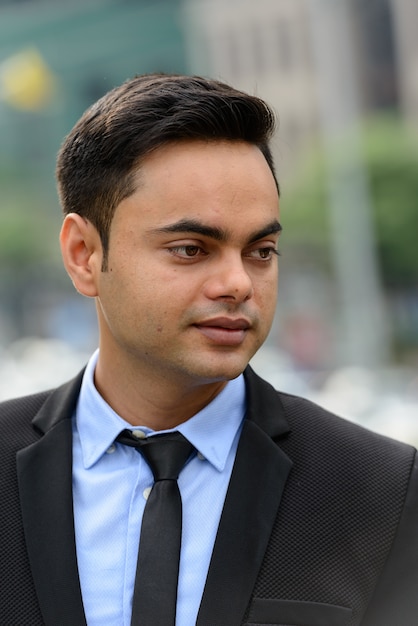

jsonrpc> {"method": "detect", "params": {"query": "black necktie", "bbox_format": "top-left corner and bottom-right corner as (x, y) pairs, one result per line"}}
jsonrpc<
(116, 430), (194, 625)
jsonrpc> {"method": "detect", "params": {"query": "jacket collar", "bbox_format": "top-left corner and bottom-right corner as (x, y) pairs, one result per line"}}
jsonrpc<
(32, 368), (85, 434)
(244, 365), (291, 438)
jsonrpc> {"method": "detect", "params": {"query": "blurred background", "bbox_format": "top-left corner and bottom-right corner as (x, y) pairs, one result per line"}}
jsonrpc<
(0, 0), (417, 443)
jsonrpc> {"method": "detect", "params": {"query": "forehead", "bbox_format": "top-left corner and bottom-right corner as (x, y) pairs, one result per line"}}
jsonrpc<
(136, 138), (276, 189)
(115, 140), (280, 235)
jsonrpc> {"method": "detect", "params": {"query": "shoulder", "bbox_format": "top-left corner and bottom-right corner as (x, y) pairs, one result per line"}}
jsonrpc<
(0, 390), (56, 454)
(275, 389), (416, 521)
(246, 365), (415, 461)
(0, 365), (84, 451)
(0, 389), (54, 418)
(277, 388), (415, 459)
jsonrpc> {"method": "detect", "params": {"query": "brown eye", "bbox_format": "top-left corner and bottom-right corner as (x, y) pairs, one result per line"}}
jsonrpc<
(246, 247), (279, 261)
(184, 246), (200, 256)
(258, 248), (271, 259)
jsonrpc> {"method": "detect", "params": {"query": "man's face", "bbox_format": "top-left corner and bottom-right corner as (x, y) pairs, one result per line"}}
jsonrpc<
(95, 140), (280, 388)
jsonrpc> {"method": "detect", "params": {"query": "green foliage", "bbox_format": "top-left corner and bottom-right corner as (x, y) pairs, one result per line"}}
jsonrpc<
(0, 170), (61, 267)
(363, 117), (418, 286)
(283, 116), (418, 287)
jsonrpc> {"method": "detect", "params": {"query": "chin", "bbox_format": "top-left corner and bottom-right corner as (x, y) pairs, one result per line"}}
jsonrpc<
(193, 361), (249, 384)
(176, 347), (255, 385)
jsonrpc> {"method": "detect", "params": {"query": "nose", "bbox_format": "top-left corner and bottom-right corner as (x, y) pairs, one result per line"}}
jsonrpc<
(203, 255), (254, 303)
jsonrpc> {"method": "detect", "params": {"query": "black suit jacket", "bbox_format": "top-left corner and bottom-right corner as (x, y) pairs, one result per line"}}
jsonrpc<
(1, 366), (418, 626)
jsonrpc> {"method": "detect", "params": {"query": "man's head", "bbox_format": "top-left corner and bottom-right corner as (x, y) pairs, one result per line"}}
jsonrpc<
(58, 74), (281, 408)
(56, 73), (278, 269)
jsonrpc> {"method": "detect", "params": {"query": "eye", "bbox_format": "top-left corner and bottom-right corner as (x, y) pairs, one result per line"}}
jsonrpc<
(259, 247), (275, 259)
(247, 247), (280, 261)
(169, 245), (206, 258)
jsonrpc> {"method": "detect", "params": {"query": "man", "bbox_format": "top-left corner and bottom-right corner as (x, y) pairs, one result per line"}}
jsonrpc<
(1, 74), (417, 626)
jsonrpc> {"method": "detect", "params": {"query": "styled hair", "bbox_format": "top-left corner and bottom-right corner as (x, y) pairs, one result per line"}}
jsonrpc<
(56, 73), (278, 267)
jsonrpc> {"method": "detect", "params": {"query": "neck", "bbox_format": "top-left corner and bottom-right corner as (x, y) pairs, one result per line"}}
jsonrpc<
(94, 350), (228, 430)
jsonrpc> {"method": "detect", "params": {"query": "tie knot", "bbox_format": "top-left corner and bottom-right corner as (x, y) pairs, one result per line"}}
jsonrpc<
(116, 430), (194, 481)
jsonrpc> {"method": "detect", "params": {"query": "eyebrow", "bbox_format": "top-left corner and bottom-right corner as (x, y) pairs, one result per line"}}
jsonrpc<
(151, 218), (282, 244)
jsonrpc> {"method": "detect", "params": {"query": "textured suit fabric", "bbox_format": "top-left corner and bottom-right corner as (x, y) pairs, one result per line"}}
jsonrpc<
(246, 392), (417, 626)
(1, 367), (417, 626)
(1, 392), (46, 625)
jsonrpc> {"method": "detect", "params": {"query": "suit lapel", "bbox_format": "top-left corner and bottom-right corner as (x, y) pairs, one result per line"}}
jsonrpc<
(17, 373), (87, 626)
(196, 368), (293, 626)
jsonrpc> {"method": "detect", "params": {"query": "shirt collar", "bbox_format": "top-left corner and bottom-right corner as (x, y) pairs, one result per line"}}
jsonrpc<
(75, 350), (246, 472)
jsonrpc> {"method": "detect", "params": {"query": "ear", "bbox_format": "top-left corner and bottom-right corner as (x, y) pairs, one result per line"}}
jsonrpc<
(60, 213), (103, 297)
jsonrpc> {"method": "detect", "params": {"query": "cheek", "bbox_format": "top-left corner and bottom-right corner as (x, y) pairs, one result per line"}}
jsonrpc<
(257, 274), (278, 305)
(257, 286), (278, 329)
(262, 298), (277, 328)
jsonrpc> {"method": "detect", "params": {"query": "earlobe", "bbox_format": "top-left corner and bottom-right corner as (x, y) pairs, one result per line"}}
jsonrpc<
(60, 213), (102, 297)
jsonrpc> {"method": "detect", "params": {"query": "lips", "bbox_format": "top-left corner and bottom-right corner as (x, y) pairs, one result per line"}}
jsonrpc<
(194, 317), (251, 346)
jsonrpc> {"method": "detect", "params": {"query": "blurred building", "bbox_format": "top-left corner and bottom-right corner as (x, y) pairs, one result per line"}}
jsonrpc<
(391, 0), (418, 127)
(183, 0), (413, 179)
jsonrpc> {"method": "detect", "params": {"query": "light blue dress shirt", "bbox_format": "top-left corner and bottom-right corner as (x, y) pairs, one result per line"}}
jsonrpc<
(72, 350), (246, 625)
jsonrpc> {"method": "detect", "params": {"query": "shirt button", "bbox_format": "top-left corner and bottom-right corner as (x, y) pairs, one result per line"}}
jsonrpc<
(106, 444), (116, 454)
(143, 487), (152, 500)
(132, 429), (146, 439)
(197, 451), (205, 461)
